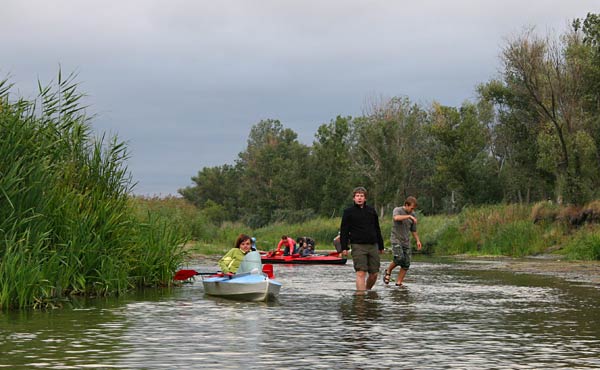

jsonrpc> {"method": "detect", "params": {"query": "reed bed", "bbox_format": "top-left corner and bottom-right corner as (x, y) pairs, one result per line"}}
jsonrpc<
(0, 74), (185, 310)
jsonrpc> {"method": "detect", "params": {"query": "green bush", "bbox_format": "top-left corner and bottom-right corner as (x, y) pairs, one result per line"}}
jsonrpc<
(563, 226), (600, 260)
(481, 220), (545, 256)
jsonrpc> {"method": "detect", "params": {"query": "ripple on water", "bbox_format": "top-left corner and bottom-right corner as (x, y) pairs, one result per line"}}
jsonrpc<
(1, 260), (599, 369)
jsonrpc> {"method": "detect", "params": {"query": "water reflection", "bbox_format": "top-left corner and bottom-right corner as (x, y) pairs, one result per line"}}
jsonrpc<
(1, 260), (599, 369)
(340, 291), (382, 322)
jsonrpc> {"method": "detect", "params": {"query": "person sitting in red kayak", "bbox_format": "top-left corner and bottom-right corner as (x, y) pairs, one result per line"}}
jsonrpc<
(276, 235), (297, 256)
(297, 236), (316, 256)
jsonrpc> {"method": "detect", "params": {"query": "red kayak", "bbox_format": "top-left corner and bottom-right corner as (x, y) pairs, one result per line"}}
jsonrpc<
(260, 251), (347, 265)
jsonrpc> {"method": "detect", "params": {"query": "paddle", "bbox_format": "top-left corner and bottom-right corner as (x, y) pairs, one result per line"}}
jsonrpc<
(174, 265), (275, 281)
(173, 269), (228, 281)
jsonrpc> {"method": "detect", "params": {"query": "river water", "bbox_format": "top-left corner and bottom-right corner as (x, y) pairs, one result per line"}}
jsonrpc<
(1, 258), (599, 369)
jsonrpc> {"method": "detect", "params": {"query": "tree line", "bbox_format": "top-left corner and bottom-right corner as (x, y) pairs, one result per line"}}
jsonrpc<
(180, 13), (600, 228)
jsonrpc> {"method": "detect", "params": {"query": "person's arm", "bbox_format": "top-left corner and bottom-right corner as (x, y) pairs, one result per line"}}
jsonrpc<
(393, 213), (417, 224)
(340, 210), (350, 252)
(218, 249), (235, 273)
(374, 210), (384, 252)
(412, 231), (422, 250)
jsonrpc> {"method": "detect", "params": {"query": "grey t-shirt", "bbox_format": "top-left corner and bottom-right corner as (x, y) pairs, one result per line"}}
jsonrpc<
(391, 206), (417, 246)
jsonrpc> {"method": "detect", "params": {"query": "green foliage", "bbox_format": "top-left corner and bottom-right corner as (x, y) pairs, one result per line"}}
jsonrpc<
(271, 208), (317, 224)
(311, 115), (354, 216)
(480, 220), (545, 256)
(130, 195), (218, 241)
(427, 102), (501, 211)
(182, 201), (600, 261)
(351, 97), (432, 212)
(0, 74), (186, 309)
(191, 217), (342, 254)
(435, 223), (477, 255)
(433, 204), (544, 256)
(178, 164), (240, 221)
(562, 225), (600, 260)
(487, 20), (600, 204)
(128, 213), (188, 285)
(237, 119), (314, 227)
(252, 217), (341, 251)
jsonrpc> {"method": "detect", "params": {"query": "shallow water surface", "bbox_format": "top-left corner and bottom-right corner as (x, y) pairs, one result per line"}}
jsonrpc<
(1, 259), (599, 369)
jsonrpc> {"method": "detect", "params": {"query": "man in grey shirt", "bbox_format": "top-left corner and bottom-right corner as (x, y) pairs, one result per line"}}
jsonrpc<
(383, 196), (422, 286)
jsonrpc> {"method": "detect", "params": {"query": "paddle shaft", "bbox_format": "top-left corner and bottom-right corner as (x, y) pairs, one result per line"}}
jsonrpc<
(173, 269), (220, 280)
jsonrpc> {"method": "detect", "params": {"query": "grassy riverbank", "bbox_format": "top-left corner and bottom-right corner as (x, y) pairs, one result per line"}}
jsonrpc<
(170, 201), (600, 261)
(432, 202), (600, 260)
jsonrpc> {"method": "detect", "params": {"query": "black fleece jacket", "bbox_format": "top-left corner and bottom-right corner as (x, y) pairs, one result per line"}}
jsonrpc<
(339, 202), (384, 251)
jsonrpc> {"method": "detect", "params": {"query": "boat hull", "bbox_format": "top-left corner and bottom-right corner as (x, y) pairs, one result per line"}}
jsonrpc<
(202, 273), (282, 302)
(260, 254), (347, 265)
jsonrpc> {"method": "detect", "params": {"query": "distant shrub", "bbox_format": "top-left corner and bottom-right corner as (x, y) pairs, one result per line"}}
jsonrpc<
(563, 225), (600, 260)
(130, 195), (218, 241)
(481, 220), (545, 256)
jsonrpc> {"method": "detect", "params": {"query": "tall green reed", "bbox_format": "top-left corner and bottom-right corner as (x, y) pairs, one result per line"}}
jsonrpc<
(0, 73), (186, 309)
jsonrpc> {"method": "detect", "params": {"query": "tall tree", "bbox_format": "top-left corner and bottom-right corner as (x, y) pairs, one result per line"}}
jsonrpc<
(351, 96), (432, 215)
(427, 102), (498, 212)
(179, 164), (240, 221)
(236, 119), (310, 227)
(311, 115), (354, 217)
(477, 80), (554, 203)
(490, 21), (599, 204)
(574, 13), (600, 197)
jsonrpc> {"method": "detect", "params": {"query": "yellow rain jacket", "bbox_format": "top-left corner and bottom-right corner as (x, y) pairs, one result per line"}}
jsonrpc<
(218, 248), (248, 273)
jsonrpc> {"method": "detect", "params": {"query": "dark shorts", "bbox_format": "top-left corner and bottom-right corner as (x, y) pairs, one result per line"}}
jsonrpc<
(392, 244), (411, 269)
(351, 243), (380, 273)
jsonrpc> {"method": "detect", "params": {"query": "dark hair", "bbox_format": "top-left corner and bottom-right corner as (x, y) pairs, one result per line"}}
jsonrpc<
(235, 234), (252, 248)
(281, 235), (287, 240)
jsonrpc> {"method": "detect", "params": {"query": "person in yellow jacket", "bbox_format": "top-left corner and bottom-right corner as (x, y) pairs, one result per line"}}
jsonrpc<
(218, 234), (252, 273)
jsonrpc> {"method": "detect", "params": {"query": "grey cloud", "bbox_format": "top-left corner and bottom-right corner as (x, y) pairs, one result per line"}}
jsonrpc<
(2, 0), (597, 194)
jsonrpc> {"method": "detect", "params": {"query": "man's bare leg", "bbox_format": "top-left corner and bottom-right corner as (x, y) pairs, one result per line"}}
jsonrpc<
(366, 272), (378, 290)
(356, 270), (367, 291)
(396, 268), (408, 285)
(386, 262), (397, 275)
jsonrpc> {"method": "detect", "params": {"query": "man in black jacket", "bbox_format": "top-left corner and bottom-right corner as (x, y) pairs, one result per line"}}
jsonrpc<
(340, 186), (384, 291)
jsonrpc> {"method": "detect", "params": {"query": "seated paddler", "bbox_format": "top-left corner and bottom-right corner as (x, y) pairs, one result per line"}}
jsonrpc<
(218, 234), (253, 274)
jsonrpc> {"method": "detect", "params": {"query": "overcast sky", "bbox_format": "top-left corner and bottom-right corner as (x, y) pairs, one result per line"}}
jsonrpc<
(2, 1), (597, 195)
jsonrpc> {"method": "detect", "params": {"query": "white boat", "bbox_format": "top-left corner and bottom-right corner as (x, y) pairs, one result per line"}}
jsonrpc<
(202, 251), (281, 302)
(202, 271), (282, 302)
